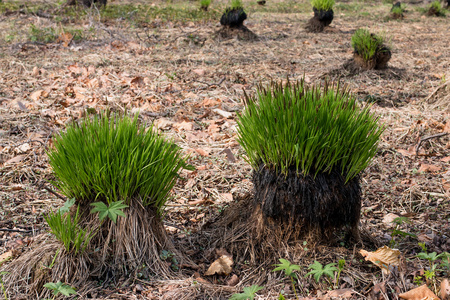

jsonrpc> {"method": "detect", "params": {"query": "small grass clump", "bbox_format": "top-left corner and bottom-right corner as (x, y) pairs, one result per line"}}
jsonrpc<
(237, 80), (383, 182)
(48, 112), (191, 214)
(29, 24), (58, 43)
(351, 29), (385, 61)
(200, 0), (211, 11)
(230, 0), (244, 9)
(427, 0), (445, 16)
(390, 2), (405, 19)
(44, 205), (93, 255)
(311, 0), (335, 11)
(391, 5), (403, 15)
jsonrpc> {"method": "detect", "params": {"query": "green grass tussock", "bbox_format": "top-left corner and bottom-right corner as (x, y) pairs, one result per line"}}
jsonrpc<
(48, 112), (192, 214)
(236, 80), (384, 182)
(351, 29), (386, 61)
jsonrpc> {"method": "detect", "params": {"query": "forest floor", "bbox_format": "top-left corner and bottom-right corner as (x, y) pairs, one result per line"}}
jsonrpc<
(0, 0), (449, 299)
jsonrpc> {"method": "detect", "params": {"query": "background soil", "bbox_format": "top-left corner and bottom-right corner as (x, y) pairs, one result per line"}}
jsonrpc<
(0, 0), (449, 298)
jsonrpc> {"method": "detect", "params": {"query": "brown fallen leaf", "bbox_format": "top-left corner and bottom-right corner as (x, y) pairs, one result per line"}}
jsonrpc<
(326, 288), (354, 298)
(382, 213), (400, 225)
(221, 148), (236, 163)
(441, 157), (450, 163)
(56, 32), (73, 47)
(418, 164), (442, 173)
(213, 108), (233, 119)
(173, 121), (193, 131)
(397, 147), (416, 156)
(0, 251), (13, 266)
(154, 118), (174, 130)
(192, 69), (205, 76)
(195, 148), (210, 157)
(441, 279), (450, 300)
(3, 155), (26, 167)
(220, 193), (233, 202)
(360, 246), (400, 274)
(130, 76), (144, 87)
(30, 90), (46, 101)
(204, 255), (233, 276)
(399, 284), (439, 300)
(193, 272), (210, 284)
(227, 274), (239, 286)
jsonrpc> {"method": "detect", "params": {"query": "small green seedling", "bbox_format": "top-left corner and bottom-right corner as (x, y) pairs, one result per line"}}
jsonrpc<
(90, 200), (128, 224)
(306, 261), (337, 283)
(439, 252), (450, 272)
(335, 259), (346, 287)
(389, 217), (417, 247)
(160, 250), (179, 271)
(43, 281), (76, 299)
(0, 272), (9, 300)
(229, 285), (264, 300)
(273, 259), (300, 299)
(57, 198), (76, 214)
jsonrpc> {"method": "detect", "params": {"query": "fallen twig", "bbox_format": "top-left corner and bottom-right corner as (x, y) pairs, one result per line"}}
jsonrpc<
(415, 132), (449, 155)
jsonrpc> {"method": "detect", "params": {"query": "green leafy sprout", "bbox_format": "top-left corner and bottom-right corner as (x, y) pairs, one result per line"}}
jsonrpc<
(351, 29), (387, 62)
(306, 261), (338, 283)
(47, 112), (193, 215)
(44, 281), (77, 298)
(90, 200), (128, 224)
(229, 285), (264, 300)
(336, 259), (345, 287)
(273, 259), (301, 299)
(0, 272), (8, 300)
(389, 217), (417, 247)
(236, 80), (384, 182)
(44, 205), (94, 254)
(311, 0), (335, 11)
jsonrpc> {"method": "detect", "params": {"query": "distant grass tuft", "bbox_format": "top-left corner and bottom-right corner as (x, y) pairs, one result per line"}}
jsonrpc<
(427, 0), (445, 16)
(351, 29), (386, 61)
(311, 0), (335, 11)
(230, 0), (243, 9)
(200, 0), (211, 10)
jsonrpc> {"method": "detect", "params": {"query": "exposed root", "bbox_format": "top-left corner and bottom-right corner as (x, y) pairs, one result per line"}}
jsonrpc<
(252, 165), (361, 239)
(1, 198), (191, 299)
(91, 199), (183, 277)
(2, 237), (92, 299)
(306, 17), (326, 33)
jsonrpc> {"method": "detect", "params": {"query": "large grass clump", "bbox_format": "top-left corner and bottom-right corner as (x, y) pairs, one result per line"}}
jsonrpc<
(311, 0), (335, 11)
(236, 80), (384, 182)
(48, 112), (191, 214)
(351, 29), (386, 62)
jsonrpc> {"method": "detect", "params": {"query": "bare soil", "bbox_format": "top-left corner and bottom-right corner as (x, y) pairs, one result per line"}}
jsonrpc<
(0, 0), (449, 299)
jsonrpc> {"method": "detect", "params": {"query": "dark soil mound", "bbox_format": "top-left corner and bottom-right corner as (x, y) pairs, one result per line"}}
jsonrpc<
(252, 165), (361, 240)
(67, 0), (107, 7)
(220, 8), (247, 27)
(390, 2), (404, 19)
(215, 24), (257, 41)
(353, 45), (391, 70)
(306, 8), (334, 32)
